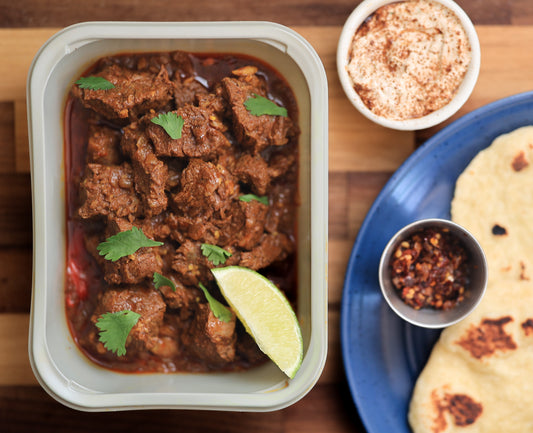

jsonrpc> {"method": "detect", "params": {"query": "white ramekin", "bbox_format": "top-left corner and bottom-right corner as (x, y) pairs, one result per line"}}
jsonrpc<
(337, 0), (481, 131)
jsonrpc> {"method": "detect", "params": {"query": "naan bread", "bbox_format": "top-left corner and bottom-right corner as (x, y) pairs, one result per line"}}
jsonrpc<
(408, 126), (533, 433)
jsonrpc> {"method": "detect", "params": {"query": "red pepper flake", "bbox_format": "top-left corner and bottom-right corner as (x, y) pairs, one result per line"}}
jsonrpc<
(390, 227), (470, 310)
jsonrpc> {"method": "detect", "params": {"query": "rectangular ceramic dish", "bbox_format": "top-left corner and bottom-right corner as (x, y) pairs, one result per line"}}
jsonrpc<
(27, 21), (328, 411)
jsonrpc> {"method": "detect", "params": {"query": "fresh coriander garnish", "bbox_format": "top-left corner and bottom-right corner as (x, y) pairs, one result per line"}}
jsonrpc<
(244, 93), (288, 117)
(95, 310), (141, 356)
(239, 194), (269, 205)
(75, 76), (115, 90)
(198, 282), (232, 323)
(150, 112), (184, 139)
(97, 227), (163, 262)
(201, 243), (232, 266)
(153, 272), (176, 292)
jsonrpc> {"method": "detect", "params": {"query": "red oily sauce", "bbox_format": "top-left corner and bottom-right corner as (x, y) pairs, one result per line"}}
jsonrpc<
(64, 51), (299, 373)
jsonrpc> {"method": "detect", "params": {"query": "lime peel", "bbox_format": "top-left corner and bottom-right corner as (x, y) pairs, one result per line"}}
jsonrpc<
(211, 266), (303, 379)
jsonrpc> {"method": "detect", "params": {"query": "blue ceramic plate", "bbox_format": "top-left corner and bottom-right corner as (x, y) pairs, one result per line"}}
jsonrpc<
(340, 91), (533, 432)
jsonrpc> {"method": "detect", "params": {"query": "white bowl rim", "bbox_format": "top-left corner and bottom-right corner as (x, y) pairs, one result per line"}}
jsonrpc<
(336, 0), (481, 131)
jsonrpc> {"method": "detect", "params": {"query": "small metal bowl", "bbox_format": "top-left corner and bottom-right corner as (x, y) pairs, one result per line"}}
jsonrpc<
(378, 218), (487, 328)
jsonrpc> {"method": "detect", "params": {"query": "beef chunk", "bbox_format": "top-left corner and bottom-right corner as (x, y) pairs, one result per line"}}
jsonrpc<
(91, 286), (166, 353)
(121, 126), (168, 216)
(79, 163), (140, 220)
(171, 239), (240, 286)
(183, 303), (236, 367)
(234, 154), (271, 195)
(150, 323), (180, 359)
(157, 275), (200, 320)
(146, 104), (230, 159)
(109, 215), (171, 243)
(174, 76), (209, 108)
(171, 50), (196, 77)
(101, 219), (166, 285)
(172, 240), (213, 286)
(172, 159), (237, 219)
(103, 247), (163, 285)
(198, 91), (228, 120)
(86, 124), (122, 165)
(73, 64), (173, 119)
(267, 147), (297, 179)
(236, 200), (268, 250)
(140, 213), (173, 241)
(240, 233), (292, 270)
(265, 182), (297, 234)
(135, 53), (172, 75)
(166, 198), (266, 251)
(220, 74), (295, 154)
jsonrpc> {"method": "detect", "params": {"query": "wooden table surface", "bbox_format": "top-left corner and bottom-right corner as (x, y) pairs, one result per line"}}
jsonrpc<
(1, 1), (533, 431)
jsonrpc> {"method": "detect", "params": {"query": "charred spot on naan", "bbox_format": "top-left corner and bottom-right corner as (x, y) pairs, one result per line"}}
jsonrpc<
(447, 394), (483, 427)
(521, 319), (533, 336)
(430, 388), (483, 433)
(520, 261), (530, 281)
(455, 316), (517, 359)
(511, 150), (529, 171)
(491, 224), (508, 236)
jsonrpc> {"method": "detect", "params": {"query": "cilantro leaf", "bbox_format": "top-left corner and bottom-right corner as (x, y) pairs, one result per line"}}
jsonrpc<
(75, 76), (115, 90)
(150, 112), (184, 139)
(244, 93), (288, 117)
(239, 194), (269, 205)
(153, 272), (176, 292)
(200, 243), (232, 266)
(97, 227), (163, 262)
(199, 283), (233, 323)
(95, 310), (141, 356)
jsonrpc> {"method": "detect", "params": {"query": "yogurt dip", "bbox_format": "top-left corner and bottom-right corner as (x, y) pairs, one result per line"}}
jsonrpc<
(346, 0), (472, 120)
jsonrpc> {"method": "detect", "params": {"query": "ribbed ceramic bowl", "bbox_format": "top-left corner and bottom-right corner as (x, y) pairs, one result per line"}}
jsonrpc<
(27, 21), (328, 412)
(337, 0), (481, 130)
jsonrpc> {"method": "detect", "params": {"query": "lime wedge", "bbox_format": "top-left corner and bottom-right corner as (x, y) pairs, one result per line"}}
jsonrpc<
(211, 266), (303, 378)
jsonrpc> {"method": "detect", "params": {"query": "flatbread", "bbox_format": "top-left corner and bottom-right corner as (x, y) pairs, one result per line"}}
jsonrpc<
(408, 126), (533, 433)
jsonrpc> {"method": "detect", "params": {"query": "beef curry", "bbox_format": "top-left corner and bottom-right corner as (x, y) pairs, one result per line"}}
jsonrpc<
(65, 50), (299, 373)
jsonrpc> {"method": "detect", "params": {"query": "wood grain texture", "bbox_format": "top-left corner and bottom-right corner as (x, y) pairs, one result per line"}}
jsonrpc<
(0, 383), (360, 433)
(0, 249), (32, 313)
(0, 315), (34, 386)
(0, 0), (516, 27)
(0, 174), (31, 246)
(0, 0), (532, 425)
(14, 100), (29, 174)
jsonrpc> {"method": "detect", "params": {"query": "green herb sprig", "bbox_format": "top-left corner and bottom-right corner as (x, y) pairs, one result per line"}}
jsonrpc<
(239, 194), (269, 205)
(153, 272), (176, 292)
(75, 76), (115, 90)
(199, 283), (233, 323)
(244, 93), (287, 117)
(97, 227), (163, 262)
(95, 310), (141, 356)
(201, 243), (232, 266)
(151, 112), (184, 139)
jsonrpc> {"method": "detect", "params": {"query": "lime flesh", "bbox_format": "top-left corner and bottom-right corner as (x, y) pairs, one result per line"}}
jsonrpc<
(211, 266), (303, 379)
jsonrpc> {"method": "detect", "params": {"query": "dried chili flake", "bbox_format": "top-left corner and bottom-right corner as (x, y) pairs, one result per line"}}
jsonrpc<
(390, 227), (469, 310)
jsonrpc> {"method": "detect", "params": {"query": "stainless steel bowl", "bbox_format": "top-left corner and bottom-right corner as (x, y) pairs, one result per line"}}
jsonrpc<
(379, 218), (487, 328)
